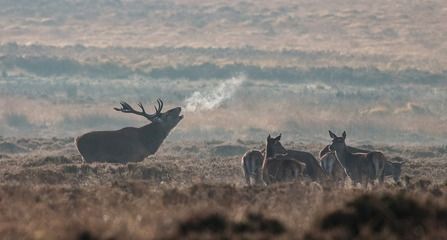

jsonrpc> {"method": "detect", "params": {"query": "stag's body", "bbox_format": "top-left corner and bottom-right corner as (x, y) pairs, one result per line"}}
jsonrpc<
(241, 150), (264, 185)
(76, 99), (183, 163)
(77, 123), (172, 163)
(261, 135), (305, 185)
(329, 131), (385, 188)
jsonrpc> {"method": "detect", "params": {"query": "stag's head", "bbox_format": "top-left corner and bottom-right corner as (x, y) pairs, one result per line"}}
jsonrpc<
(328, 130), (347, 153)
(265, 134), (287, 158)
(114, 98), (183, 129)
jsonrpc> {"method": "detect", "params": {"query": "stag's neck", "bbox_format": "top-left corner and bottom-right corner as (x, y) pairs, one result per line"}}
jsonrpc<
(139, 122), (171, 155)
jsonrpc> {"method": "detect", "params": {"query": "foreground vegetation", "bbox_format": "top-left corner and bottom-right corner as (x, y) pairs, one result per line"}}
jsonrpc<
(0, 137), (446, 239)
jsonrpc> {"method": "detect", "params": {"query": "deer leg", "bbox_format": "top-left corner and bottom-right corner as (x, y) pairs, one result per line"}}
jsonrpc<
(255, 168), (263, 185)
(246, 176), (251, 185)
(262, 164), (270, 186)
(379, 171), (385, 184)
(351, 178), (357, 187)
(351, 171), (361, 188)
(361, 175), (368, 189)
(294, 165), (300, 180)
(243, 162), (251, 185)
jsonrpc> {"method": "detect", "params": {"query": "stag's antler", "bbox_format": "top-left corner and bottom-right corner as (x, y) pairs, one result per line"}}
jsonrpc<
(114, 99), (163, 121)
(154, 98), (163, 115)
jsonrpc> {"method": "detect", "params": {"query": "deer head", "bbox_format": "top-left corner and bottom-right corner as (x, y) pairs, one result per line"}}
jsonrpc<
(265, 134), (287, 158)
(328, 130), (347, 153)
(114, 98), (183, 128)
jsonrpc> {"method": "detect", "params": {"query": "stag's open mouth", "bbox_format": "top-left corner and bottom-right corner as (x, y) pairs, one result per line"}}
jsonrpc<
(178, 108), (184, 120)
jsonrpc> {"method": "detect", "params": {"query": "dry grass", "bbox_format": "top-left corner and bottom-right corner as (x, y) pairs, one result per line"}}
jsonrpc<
(0, 137), (446, 239)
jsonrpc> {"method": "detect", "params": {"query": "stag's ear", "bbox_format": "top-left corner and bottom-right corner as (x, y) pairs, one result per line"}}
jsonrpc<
(267, 134), (271, 140)
(342, 131), (346, 139)
(151, 116), (163, 123)
(329, 130), (337, 139)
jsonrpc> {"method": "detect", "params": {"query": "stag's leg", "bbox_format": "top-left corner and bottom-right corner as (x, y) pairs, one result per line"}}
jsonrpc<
(379, 172), (385, 185)
(242, 159), (251, 185)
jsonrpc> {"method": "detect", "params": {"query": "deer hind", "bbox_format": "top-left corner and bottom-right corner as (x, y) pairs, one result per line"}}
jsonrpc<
(328, 130), (385, 188)
(76, 99), (183, 163)
(266, 135), (327, 181)
(382, 157), (405, 183)
(241, 150), (264, 185)
(261, 134), (305, 185)
(319, 142), (369, 184)
(319, 152), (347, 184)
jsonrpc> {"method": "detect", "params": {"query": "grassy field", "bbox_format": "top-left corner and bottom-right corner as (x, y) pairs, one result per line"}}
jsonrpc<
(0, 137), (446, 239)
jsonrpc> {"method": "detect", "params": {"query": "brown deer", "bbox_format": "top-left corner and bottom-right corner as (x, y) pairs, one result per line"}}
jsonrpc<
(319, 152), (347, 184)
(241, 150), (264, 185)
(319, 145), (369, 159)
(76, 99), (183, 163)
(382, 157), (405, 183)
(319, 141), (369, 184)
(241, 135), (298, 186)
(328, 131), (385, 187)
(262, 134), (305, 185)
(266, 134), (327, 181)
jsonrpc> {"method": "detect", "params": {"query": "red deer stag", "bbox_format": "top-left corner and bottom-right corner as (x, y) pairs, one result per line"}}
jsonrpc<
(328, 131), (385, 188)
(76, 99), (183, 163)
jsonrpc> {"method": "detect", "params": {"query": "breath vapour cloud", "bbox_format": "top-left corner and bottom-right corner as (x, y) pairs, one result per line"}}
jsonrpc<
(184, 76), (245, 112)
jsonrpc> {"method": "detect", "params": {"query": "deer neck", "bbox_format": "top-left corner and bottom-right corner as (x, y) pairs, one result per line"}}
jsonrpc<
(334, 146), (350, 167)
(139, 122), (170, 155)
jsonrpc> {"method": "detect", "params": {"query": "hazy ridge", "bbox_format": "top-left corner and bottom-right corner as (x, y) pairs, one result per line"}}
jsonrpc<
(1, 0), (446, 143)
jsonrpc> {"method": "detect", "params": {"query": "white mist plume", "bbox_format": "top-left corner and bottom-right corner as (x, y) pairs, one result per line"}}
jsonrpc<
(184, 76), (245, 112)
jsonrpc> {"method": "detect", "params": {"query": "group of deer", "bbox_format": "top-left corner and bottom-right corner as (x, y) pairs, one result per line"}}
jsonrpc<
(74, 99), (403, 188)
(242, 131), (404, 187)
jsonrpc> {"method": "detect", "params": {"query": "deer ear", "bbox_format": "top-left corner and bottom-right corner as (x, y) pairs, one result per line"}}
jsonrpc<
(275, 134), (282, 141)
(342, 131), (346, 139)
(267, 134), (271, 140)
(329, 130), (337, 139)
(150, 116), (163, 123)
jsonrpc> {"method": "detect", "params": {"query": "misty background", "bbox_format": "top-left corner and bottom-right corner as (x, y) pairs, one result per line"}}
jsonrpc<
(0, 0), (446, 145)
